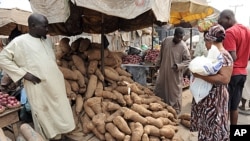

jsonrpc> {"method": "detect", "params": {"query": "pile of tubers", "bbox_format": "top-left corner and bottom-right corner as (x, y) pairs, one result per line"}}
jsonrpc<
(55, 37), (180, 141)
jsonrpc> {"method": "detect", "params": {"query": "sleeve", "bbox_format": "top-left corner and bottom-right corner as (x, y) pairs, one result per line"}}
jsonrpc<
(155, 39), (165, 67)
(176, 45), (191, 70)
(223, 31), (236, 51)
(0, 42), (26, 82)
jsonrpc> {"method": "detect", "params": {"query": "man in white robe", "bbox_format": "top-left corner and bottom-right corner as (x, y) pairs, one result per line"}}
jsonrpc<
(0, 13), (75, 140)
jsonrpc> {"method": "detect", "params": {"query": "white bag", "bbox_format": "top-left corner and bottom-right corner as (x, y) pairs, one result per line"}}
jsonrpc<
(189, 76), (213, 104)
(189, 45), (223, 75)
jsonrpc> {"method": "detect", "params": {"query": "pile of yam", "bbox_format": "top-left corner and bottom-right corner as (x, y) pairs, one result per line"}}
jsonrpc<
(55, 37), (180, 141)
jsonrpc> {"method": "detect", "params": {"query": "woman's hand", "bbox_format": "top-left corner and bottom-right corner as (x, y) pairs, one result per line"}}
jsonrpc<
(23, 72), (41, 84)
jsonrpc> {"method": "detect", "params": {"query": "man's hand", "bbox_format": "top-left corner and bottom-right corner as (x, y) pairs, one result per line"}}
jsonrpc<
(172, 64), (178, 71)
(23, 72), (41, 84)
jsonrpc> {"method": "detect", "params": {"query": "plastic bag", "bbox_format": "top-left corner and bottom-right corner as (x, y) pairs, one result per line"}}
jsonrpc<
(197, 19), (217, 32)
(189, 76), (213, 103)
(189, 45), (223, 75)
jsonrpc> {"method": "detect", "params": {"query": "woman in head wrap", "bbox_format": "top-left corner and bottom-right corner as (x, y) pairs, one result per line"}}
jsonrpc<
(190, 24), (233, 141)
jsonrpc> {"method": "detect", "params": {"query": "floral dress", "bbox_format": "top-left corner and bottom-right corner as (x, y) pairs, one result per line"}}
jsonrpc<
(190, 50), (233, 141)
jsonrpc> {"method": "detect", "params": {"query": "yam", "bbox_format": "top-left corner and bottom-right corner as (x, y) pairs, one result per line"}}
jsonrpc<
(131, 103), (152, 117)
(131, 92), (142, 104)
(131, 122), (144, 141)
(59, 37), (70, 54)
(112, 90), (126, 106)
(102, 90), (116, 100)
(104, 133), (115, 141)
(86, 97), (102, 114)
(20, 123), (44, 141)
(180, 119), (191, 129)
(178, 113), (191, 121)
(123, 107), (147, 125)
(152, 110), (169, 118)
(123, 95), (133, 106)
(123, 135), (131, 141)
(85, 48), (109, 60)
(144, 125), (160, 137)
(64, 79), (74, 96)
(166, 105), (177, 119)
(85, 75), (98, 99)
(115, 86), (130, 95)
(142, 133), (150, 141)
(92, 113), (106, 134)
(69, 80), (79, 92)
(149, 103), (164, 111)
(159, 126), (175, 139)
(145, 117), (163, 128)
(105, 123), (125, 140)
(88, 60), (98, 74)
(113, 116), (131, 135)
(106, 108), (124, 122)
(106, 101), (121, 111)
(59, 67), (78, 80)
(79, 38), (90, 52)
(80, 114), (91, 134)
(95, 68), (104, 82)
(83, 102), (95, 118)
(104, 67), (121, 81)
(75, 94), (84, 114)
(120, 76), (134, 83)
(115, 67), (132, 77)
(95, 80), (103, 97)
(72, 55), (86, 75)
(73, 69), (86, 88)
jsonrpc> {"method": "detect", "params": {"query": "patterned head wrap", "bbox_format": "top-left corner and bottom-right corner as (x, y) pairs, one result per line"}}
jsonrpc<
(204, 24), (225, 42)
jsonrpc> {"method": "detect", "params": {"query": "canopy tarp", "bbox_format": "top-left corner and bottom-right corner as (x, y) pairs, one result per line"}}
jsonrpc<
(0, 8), (31, 35)
(30, 0), (171, 36)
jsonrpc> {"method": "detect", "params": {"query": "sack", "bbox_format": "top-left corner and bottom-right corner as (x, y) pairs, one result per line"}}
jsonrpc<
(189, 76), (213, 103)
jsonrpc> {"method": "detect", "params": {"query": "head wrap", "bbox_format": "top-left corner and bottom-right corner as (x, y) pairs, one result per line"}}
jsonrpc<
(204, 24), (225, 42)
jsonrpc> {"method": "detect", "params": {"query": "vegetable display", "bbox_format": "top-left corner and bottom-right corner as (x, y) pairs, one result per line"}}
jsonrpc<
(55, 37), (180, 140)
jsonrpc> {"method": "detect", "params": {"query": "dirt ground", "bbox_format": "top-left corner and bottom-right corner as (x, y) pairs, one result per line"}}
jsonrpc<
(175, 89), (250, 141)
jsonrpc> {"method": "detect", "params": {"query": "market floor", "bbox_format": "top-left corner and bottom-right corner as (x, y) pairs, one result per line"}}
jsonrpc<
(175, 89), (250, 141)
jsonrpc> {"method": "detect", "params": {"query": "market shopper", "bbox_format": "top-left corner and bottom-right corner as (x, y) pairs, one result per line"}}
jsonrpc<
(218, 9), (250, 125)
(190, 24), (233, 141)
(0, 13), (75, 140)
(154, 27), (191, 114)
(239, 60), (250, 110)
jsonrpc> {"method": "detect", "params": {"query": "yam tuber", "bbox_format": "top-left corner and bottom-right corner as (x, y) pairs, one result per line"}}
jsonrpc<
(83, 102), (95, 118)
(180, 119), (191, 129)
(144, 125), (160, 137)
(59, 67), (78, 80)
(112, 90), (126, 106)
(123, 107), (147, 125)
(75, 94), (84, 115)
(88, 60), (99, 74)
(106, 108), (124, 122)
(20, 123), (45, 141)
(71, 55), (86, 75)
(113, 116), (131, 135)
(95, 68), (104, 82)
(131, 122), (144, 141)
(80, 114), (91, 134)
(146, 117), (164, 128)
(123, 95), (133, 106)
(131, 92), (142, 104)
(131, 103), (152, 117)
(79, 38), (90, 52)
(104, 67), (121, 81)
(105, 123), (125, 140)
(104, 133), (115, 141)
(149, 103), (164, 111)
(142, 133), (150, 141)
(115, 67), (132, 77)
(178, 113), (191, 121)
(123, 135), (131, 141)
(73, 69), (86, 88)
(85, 75), (98, 99)
(106, 101), (121, 111)
(102, 90), (117, 100)
(159, 126), (175, 139)
(115, 86), (130, 95)
(86, 97), (102, 114)
(95, 80), (103, 97)
(92, 113), (106, 134)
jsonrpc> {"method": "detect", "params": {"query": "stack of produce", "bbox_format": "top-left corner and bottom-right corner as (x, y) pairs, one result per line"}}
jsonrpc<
(0, 92), (21, 114)
(122, 55), (143, 64)
(144, 49), (160, 64)
(55, 37), (180, 141)
(178, 113), (191, 129)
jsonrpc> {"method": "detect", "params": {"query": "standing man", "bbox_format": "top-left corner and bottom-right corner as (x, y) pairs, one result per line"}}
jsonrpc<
(218, 9), (250, 125)
(0, 13), (75, 140)
(154, 27), (191, 114)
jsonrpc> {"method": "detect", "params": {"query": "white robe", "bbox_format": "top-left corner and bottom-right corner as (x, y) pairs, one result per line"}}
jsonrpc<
(0, 34), (75, 139)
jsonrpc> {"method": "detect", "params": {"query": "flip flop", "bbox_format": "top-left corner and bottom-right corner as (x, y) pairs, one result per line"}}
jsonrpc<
(239, 106), (246, 111)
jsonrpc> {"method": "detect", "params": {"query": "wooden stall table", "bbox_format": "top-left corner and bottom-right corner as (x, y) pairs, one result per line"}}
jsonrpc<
(0, 107), (22, 138)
